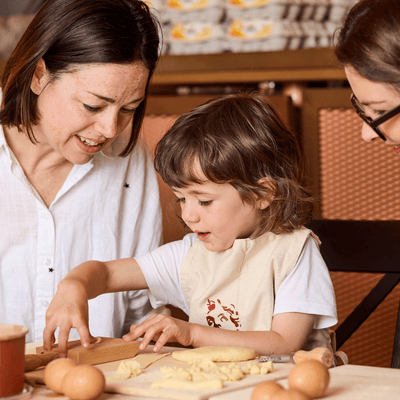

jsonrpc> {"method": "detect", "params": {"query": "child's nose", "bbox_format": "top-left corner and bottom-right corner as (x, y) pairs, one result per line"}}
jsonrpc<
(181, 203), (200, 224)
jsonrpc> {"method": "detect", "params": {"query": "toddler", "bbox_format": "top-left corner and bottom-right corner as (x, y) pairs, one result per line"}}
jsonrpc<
(44, 92), (337, 357)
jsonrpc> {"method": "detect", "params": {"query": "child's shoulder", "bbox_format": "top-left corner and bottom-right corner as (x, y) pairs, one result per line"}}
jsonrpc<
(263, 226), (313, 242)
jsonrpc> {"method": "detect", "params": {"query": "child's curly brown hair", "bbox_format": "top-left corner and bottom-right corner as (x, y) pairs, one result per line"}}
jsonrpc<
(154, 92), (314, 236)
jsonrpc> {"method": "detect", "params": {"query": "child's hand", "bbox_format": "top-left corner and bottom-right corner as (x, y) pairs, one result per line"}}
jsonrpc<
(123, 314), (194, 352)
(43, 281), (94, 357)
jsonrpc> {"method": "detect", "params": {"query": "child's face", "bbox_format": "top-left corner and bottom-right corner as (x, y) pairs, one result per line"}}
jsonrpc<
(172, 166), (260, 252)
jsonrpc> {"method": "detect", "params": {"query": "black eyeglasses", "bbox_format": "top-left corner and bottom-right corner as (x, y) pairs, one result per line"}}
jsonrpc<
(350, 94), (400, 141)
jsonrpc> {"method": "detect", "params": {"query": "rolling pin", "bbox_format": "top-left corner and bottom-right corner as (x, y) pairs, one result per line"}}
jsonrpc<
(25, 352), (58, 372)
(25, 337), (141, 372)
(25, 338), (88, 372)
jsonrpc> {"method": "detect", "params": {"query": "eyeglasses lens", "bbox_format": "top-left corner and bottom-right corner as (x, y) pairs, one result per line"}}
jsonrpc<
(350, 94), (387, 141)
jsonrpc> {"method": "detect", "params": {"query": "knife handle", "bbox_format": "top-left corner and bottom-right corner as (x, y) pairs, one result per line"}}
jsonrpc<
(25, 352), (58, 372)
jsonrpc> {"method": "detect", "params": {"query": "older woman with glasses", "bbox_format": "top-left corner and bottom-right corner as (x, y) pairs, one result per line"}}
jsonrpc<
(335, 0), (400, 154)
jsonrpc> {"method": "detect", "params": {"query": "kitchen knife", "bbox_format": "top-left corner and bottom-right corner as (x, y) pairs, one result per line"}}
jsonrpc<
(259, 347), (334, 368)
(258, 354), (293, 363)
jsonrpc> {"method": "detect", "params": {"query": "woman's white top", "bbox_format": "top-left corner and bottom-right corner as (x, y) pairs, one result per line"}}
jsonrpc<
(0, 125), (163, 342)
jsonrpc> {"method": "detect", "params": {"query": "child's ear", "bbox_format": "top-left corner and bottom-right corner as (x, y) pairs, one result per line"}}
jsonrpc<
(31, 58), (50, 95)
(257, 177), (275, 210)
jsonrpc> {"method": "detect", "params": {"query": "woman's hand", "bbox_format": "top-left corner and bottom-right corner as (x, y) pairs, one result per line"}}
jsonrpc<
(43, 281), (94, 357)
(123, 314), (195, 352)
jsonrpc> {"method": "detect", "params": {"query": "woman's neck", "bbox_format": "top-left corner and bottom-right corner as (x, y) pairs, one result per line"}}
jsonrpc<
(3, 125), (74, 207)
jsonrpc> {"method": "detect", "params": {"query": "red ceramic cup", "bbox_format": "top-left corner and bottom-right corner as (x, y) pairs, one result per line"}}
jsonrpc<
(0, 324), (29, 397)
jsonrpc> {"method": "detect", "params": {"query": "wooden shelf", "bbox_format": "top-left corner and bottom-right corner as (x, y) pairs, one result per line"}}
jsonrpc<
(151, 48), (346, 87)
(0, 48), (345, 88)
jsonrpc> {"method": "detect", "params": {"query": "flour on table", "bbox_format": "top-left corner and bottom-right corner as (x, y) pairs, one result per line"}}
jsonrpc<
(151, 378), (224, 390)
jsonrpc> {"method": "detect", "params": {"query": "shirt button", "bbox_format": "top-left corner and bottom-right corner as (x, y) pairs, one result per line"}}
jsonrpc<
(42, 301), (49, 308)
(44, 259), (52, 266)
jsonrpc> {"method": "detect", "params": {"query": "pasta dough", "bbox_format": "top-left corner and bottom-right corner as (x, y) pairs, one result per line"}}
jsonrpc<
(115, 360), (142, 380)
(133, 352), (171, 369)
(172, 346), (257, 363)
(151, 359), (274, 390)
(107, 352), (171, 382)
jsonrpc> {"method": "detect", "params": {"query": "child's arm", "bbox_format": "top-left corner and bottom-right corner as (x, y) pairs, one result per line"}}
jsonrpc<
(123, 312), (315, 355)
(43, 258), (148, 356)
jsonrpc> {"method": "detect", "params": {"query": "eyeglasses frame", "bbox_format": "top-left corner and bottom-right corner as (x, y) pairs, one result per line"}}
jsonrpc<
(350, 94), (400, 141)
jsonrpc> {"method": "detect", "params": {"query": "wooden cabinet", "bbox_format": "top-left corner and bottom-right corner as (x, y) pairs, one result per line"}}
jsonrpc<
(150, 48), (345, 88)
(0, 48), (345, 87)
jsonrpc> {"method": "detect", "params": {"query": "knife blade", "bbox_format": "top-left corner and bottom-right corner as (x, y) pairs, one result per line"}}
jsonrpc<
(258, 354), (294, 363)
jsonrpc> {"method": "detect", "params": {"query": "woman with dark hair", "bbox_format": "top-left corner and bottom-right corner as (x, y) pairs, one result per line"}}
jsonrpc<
(0, 0), (164, 345)
(335, 0), (400, 150)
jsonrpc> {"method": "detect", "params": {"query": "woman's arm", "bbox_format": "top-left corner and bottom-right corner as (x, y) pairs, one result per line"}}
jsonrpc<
(43, 258), (148, 355)
(123, 312), (315, 355)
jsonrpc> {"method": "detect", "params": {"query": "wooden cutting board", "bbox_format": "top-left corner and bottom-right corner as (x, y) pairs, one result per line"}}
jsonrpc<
(35, 337), (140, 365)
(26, 344), (292, 400)
(25, 338), (140, 375)
(95, 351), (291, 400)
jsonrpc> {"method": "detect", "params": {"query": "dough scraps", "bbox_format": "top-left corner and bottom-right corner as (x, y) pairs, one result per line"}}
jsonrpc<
(133, 352), (171, 369)
(150, 359), (274, 390)
(106, 352), (171, 382)
(160, 360), (244, 383)
(112, 359), (142, 381)
(172, 346), (257, 363)
(242, 360), (275, 375)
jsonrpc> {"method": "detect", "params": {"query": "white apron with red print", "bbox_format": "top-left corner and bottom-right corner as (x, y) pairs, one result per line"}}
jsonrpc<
(180, 228), (332, 351)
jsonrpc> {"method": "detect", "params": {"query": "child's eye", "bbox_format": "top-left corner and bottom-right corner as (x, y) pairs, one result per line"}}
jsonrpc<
(84, 104), (101, 112)
(176, 197), (185, 204)
(198, 200), (212, 206)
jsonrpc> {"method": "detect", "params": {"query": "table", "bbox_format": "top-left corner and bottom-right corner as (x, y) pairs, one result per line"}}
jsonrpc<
(25, 343), (400, 400)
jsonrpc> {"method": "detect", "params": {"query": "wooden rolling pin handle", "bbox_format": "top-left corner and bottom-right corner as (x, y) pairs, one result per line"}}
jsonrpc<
(293, 347), (334, 368)
(25, 352), (59, 372)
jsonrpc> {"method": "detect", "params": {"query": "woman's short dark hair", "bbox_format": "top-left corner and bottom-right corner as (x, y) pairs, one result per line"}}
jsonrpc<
(335, 0), (400, 91)
(0, 0), (160, 156)
(154, 92), (314, 236)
